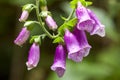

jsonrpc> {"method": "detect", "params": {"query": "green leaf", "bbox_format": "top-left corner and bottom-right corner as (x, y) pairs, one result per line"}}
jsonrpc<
(30, 36), (36, 44)
(53, 37), (64, 43)
(58, 24), (66, 35)
(60, 15), (67, 21)
(24, 21), (35, 27)
(70, 0), (78, 9)
(85, 1), (92, 6)
(22, 4), (35, 12)
(80, 0), (93, 7)
(66, 18), (77, 26)
(58, 18), (77, 35)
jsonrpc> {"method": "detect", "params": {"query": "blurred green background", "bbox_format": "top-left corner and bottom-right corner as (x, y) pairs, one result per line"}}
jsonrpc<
(0, 0), (120, 80)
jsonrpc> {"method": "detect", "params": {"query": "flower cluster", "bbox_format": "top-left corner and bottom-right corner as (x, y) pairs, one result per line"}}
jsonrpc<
(14, 0), (105, 78)
(76, 2), (105, 37)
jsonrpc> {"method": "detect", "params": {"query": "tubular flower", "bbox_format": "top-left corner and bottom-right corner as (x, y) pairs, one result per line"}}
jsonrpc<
(76, 2), (95, 32)
(45, 15), (58, 31)
(73, 28), (91, 57)
(51, 45), (66, 77)
(19, 10), (29, 22)
(87, 9), (105, 37)
(14, 27), (30, 46)
(64, 29), (84, 62)
(26, 43), (40, 70)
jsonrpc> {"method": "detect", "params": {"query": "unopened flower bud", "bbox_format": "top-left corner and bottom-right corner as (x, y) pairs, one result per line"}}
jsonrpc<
(45, 15), (58, 31)
(19, 10), (29, 22)
(14, 27), (30, 46)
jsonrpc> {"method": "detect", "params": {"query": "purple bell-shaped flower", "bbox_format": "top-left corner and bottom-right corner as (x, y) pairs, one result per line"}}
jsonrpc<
(76, 2), (94, 32)
(51, 44), (66, 77)
(73, 28), (91, 57)
(26, 43), (40, 70)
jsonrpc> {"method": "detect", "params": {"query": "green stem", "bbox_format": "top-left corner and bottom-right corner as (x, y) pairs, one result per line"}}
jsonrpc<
(36, 0), (56, 39)
(36, 0), (75, 39)
(65, 9), (75, 22)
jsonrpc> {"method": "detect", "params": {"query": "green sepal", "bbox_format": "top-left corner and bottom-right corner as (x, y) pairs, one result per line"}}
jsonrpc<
(53, 37), (64, 44)
(30, 34), (46, 44)
(82, 0), (93, 7)
(70, 0), (93, 9)
(22, 4), (35, 12)
(58, 18), (78, 36)
(24, 21), (39, 30)
(30, 35), (41, 44)
(40, 11), (49, 17)
(85, 1), (92, 7)
(41, 34), (47, 40)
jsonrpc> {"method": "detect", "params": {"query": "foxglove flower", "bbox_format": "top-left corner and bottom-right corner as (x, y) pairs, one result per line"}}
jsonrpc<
(73, 28), (91, 57)
(26, 43), (40, 70)
(64, 29), (84, 62)
(14, 27), (30, 46)
(51, 45), (66, 77)
(76, 2), (94, 32)
(45, 15), (58, 31)
(19, 10), (29, 22)
(87, 9), (105, 37)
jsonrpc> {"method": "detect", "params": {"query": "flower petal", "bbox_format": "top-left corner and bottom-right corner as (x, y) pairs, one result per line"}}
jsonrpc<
(45, 15), (58, 31)
(64, 29), (84, 62)
(51, 45), (66, 77)
(19, 10), (29, 22)
(73, 28), (91, 57)
(87, 9), (105, 37)
(14, 27), (30, 46)
(76, 2), (94, 32)
(26, 43), (40, 70)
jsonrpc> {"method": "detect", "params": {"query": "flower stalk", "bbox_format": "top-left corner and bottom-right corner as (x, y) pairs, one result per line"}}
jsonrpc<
(65, 9), (75, 22)
(14, 0), (105, 78)
(36, 0), (57, 39)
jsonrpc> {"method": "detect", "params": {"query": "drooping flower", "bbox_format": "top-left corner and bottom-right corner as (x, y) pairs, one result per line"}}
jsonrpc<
(73, 28), (91, 57)
(87, 9), (105, 37)
(51, 44), (66, 77)
(26, 43), (40, 70)
(45, 15), (58, 31)
(76, 1), (95, 32)
(64, 29), (84, 62)
(19, 10), (29, 22)
(14, 27), (30, 46)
